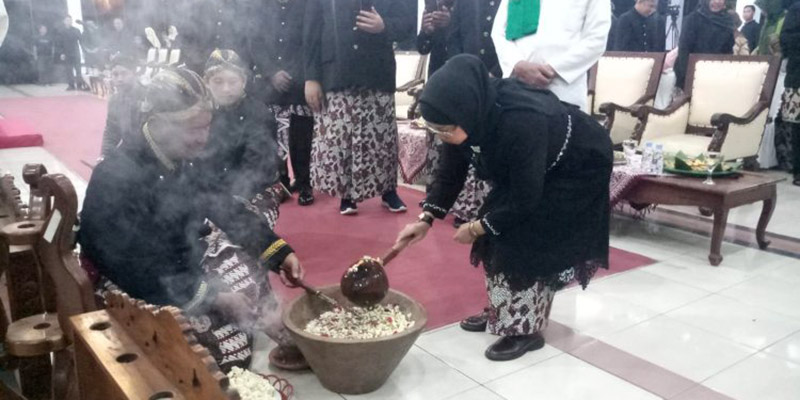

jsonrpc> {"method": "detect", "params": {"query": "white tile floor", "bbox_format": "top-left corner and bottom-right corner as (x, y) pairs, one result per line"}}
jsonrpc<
(4, 84), (800, 399)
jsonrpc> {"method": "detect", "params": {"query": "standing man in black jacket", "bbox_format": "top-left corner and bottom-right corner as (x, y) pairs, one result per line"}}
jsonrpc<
(447, 0), (502, 77)
(254, 0), (316, 206)
(417, 0), (454, 77)
(56, 16), (86, 91)
(304, 0), (414, 215)
(741, 5), (761, 51)
(613, 0), (665, 52)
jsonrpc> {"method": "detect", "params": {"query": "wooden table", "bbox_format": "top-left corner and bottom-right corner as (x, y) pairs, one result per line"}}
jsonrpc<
(622, 171), (784, 266)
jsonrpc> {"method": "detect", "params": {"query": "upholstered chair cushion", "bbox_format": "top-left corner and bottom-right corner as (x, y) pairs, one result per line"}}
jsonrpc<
(654, 134), (712, 156)
(718, 110), (769, 160)
(640, 102), (691, 143)
(689, 60), (769, 127)
(593, 57), (655, 115)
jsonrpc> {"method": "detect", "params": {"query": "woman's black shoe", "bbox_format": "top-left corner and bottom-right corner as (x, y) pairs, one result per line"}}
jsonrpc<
(298, 188), (315, 206)
(485, 333), (545, 361)
(460, 308), (490, 332)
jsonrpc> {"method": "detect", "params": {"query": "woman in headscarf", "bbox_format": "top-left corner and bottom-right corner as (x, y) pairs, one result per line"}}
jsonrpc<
(675, 0), (735, 89)
(201, 49), (284, 225)
(394, 55), (612, 361)
(781, 0), (800, 185)
(79, 67), (309, 372)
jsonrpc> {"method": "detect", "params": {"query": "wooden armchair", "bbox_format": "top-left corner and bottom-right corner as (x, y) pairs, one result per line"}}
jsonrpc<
(395, 51), (429, 120)
(631, 54), (781, 161)
(589, 52), (666, 145)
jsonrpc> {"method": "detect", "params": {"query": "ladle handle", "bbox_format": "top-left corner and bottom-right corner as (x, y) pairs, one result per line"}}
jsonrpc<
(381, 237), (411, 266)
(292, 278), (342, 308)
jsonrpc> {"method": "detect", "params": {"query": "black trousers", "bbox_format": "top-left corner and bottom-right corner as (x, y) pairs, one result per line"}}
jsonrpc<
(282, 114), (314, 190)
(64, 59), (84, 88)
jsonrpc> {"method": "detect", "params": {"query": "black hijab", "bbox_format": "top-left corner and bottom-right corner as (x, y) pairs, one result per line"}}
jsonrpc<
(419, 54), (564, 150)
(697, 0), (735, 30)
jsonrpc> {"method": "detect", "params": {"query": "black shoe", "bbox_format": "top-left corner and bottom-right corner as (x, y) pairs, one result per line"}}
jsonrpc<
(418, 199), (426, 208)
(453, 217), (468, 228)
(485, 333), (545, 361)
(381, 190), (407, 213)
(340, 199), (358, 215)
(460, 309), (489, 332)
(66, 86), (76, 91)
(794, 176), (800, 186)
(298, 188), (315, 206)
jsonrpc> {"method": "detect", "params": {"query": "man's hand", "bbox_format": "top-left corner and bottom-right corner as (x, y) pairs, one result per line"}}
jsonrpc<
(305, 80), (325, 113)
(422, 12), (435, 34)
(271, 70), (292, 93)
(431, 6), (451, 29)
(279, 253), (305, 287)
(356, 7), (385, 34)
(512, 61), (557, 88)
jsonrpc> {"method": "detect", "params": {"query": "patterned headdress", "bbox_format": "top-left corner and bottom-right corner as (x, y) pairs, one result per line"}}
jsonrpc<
(204, 49), (248, 79)
(141, 67), (212, 122)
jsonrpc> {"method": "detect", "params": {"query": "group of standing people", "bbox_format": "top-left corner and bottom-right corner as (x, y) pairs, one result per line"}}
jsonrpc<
(84, 0), (615, 369)
(32, 16), (142, 90)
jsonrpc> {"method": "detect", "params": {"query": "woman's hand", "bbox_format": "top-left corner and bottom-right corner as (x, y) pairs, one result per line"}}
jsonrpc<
(214, 292), (256, 325)
(357, 7), (385, 34)
(304, 80), (325, 113)
(453, 221), (485, 244)
(395, 221), (430, 250)
(279, 253), (304, 287)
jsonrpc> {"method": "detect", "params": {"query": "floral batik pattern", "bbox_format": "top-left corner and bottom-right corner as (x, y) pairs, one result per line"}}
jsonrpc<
(486, 273), (558, 337)
(311, 89), (399, 202)
(782, 88), (800, 124)
(270, 104), (313, 159)
(451, 167), (492, 221)
(427, 138), (491, 221)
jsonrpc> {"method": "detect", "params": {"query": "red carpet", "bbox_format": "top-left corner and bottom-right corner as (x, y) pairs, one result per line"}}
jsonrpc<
(0, 95), (106, 180)
(0, 95), (655, 330)
(272, 189), (655, 330)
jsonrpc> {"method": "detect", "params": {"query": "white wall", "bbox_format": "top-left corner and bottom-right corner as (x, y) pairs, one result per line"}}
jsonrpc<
(67, 0), (83, 31)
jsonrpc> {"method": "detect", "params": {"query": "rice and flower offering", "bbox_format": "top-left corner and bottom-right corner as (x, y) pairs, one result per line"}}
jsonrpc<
(227, 367), (282, 400)
(304, 256), (415, 339)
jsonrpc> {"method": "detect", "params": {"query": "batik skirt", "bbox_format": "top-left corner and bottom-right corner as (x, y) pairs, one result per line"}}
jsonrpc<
(311, 88), (399, 202)
(486, 266), (599, 337)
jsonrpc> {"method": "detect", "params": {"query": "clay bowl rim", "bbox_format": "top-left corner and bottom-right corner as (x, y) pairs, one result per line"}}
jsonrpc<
(282, 285), (428, 345)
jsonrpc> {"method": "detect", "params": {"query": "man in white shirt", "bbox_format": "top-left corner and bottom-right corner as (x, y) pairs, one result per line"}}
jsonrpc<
(491, 0), (611, 111)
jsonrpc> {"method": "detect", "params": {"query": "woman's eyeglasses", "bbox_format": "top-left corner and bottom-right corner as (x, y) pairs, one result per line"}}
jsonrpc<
(423, 122), (455, 137)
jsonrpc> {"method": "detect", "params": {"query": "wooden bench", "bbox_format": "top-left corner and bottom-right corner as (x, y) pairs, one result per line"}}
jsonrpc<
(622, 171), (784, 265)
(70, 292), (240, 400)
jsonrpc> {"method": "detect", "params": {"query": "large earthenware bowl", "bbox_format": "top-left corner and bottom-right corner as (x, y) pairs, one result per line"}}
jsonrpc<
(282, 285), (427, 394)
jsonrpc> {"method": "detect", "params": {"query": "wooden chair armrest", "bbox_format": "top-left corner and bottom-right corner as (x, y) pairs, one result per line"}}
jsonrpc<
(711, 101), (769, 128)
(631, 95), (690, 118)
(599, 102), (637, 116)
(397, 79), (425, 93)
